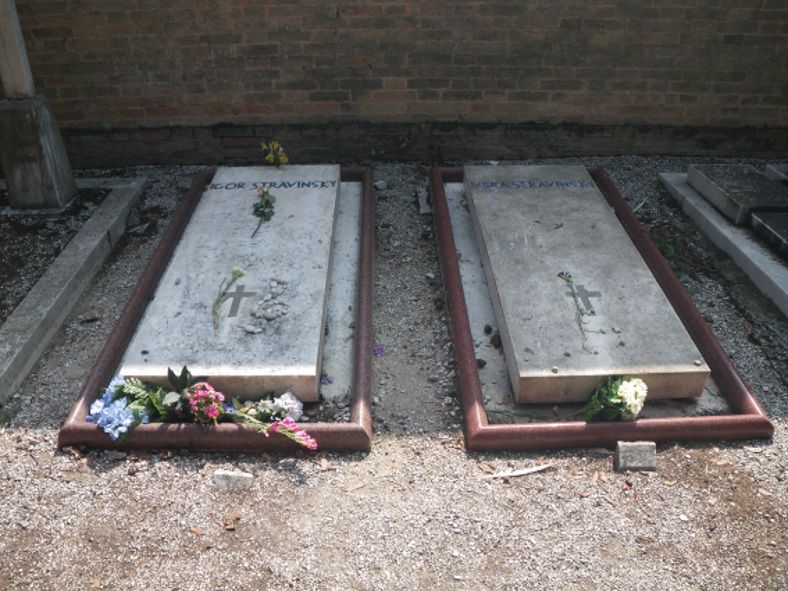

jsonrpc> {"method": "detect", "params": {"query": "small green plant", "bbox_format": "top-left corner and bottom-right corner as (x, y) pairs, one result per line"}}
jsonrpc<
(212, 267), (245, 329)
(261, 140), (288, 166)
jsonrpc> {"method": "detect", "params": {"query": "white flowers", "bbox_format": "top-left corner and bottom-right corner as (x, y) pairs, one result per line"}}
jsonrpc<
(617, 378), (648, 419)
(580, 376), (649, 422)
(271, 391), (303, 421)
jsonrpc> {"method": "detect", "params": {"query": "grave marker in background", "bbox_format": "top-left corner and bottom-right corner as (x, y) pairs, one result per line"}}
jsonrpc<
(465, 165), (710, 404)
(687, 164), (788, 226)
(120, 165), (340, 401)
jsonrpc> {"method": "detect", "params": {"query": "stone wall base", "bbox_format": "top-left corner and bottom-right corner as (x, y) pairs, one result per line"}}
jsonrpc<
(60, 121), (788, 169)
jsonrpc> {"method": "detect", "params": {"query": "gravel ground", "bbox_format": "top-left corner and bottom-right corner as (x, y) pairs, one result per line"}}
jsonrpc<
(0, 187), (109, 324)
(0, 157), (786, 590)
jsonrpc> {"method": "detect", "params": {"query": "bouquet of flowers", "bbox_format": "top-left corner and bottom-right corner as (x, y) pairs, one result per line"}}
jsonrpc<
(579, 376), (648, 421)
(261, 140), (288, 166)
(87, 367), (317, 449)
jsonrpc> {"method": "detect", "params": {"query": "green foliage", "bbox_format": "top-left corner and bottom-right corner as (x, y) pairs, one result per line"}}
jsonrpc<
(251, 188), (276, 237)
(583, 376), (624, 421)
(212, 268), (245, 329)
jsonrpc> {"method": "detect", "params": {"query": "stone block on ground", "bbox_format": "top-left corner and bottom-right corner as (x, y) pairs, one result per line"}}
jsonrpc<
(0, 96), (76, 211)
(212, 469), (253, 492)
(614, 441), (657, 472)
(750, 212), (788, 261)
(120, 165), (340, 402)
(687, 164), (788, 226)
(465, 165), (709, 404)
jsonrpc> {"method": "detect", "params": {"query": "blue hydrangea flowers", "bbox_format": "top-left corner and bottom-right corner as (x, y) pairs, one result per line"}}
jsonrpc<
(87, 376), (149, 441)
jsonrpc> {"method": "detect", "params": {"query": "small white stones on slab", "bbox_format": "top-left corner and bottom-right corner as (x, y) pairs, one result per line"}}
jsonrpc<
(614, 441), (657, 472)
(120, 165), (340, 401)
(373, 180), (388, 190)
(212, 469), (254, 492)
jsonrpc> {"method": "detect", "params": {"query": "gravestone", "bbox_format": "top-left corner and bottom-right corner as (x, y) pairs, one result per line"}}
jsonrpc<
(687, 165), (788, 226)
(750, 212), (788, 260)
(120, 165), (340, 401)
(465, 165), (710, 404)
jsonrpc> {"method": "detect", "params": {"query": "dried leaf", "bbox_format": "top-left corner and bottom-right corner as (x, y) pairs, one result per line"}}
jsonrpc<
(223, 511), (241, 531)
(635, 536), (655, 544)
(580, 491), (592, 498)
(591, 471), (600, 484)
(90, 578), (102, 589)
(604, 496), (616, 507)
(344, 480), (367, 493)
(477, 462), (495, 474)
(190, 527), (206, 537)
(63, 446), (83, 459)
(757, 488), (773, 497)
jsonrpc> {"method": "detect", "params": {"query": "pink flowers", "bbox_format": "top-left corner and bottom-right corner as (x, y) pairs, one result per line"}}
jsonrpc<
(271, 416), (318, 450)
(187, 382), (225, 425)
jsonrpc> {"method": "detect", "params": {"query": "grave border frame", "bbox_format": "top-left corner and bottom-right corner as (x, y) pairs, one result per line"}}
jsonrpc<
(430, 166), (774, 451)
(58, 167), (374, 452)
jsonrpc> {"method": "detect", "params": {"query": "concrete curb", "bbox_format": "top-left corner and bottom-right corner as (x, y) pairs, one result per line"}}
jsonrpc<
(0, 177), (147, 405)
(659, 172), (788, 318)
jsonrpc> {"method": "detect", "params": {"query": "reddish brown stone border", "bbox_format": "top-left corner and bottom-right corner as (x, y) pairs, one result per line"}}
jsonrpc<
(58, 167), (374, 452)
(430, 166), (773, 451)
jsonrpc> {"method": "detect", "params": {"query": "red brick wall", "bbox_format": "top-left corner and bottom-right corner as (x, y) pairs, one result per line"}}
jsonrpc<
(6, 1), (788, 163)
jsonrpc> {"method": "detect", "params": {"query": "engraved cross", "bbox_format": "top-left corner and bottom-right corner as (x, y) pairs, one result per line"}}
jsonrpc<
(226, 284), (257, 317)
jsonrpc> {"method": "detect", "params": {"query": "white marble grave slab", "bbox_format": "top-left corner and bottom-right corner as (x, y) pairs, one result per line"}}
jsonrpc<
(120, 165), (340, 401)
(465, 165), (710, 404)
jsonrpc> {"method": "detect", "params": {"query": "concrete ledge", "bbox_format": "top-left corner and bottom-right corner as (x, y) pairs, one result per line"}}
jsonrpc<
(765, 164), (787, 182)
(659, 172), (788, 318)
(0, 177), (147, 404)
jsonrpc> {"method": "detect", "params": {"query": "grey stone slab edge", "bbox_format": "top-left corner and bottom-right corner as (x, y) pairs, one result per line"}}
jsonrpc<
(659, 172), (788, 318)
(765, 164), (787, 182)
(0, 177), (147, 405)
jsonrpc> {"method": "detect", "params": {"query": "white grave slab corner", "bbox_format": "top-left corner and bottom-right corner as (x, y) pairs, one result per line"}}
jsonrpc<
(465, 165), (710, 404)
(120, 165), (340, 401)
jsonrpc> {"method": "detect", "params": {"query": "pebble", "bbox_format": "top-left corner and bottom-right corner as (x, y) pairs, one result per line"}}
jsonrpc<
(374, 180), (388, 190)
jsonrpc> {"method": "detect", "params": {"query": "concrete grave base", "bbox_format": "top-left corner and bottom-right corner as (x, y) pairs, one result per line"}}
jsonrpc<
(431, 166), (773, 451)
(0, 95), (76, 211)
(464, 165), (708, 404)
(659, 172), (788, 318)
(750, 212), (788, 260)
(0, 177), (146, 405)
(764, 164), (788, 182)
(687, 164), (788, 226)
(58, 168), (374, 452)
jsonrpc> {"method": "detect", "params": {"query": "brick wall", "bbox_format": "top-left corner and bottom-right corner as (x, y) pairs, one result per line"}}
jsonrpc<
(7, 0), (788, 164)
